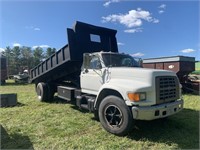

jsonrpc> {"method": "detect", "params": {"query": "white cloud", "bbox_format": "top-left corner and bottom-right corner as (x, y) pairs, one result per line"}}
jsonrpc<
(13, 43), (21, 47)
(158, 10), (165, 14)
(103, 0), (120, 7)
(159, 4), (166, 9)
(40, 45), (50, 48)
(180, 48), (196, 53)
(124, 28), (143, 33)
(0, 48), (5, 53)
(131, 52), (144, 57)
(158, 4), (166, 14)
(32, 45), (40, 49)
(102, 8), (159, 28)
(34, 28), (40, 31)
(26, 26), (41, 31)
(32, 46), (38, 49)
(32, 45), (50, 49)
(153, 19), (159, 23)
(117, 42), (125, 46)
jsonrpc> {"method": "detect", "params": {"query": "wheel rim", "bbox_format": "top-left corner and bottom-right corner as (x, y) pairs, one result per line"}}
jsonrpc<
(104, 104), (123, 128)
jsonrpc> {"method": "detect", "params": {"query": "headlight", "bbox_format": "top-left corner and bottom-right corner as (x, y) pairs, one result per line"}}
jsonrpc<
(127, 92), (146, 102)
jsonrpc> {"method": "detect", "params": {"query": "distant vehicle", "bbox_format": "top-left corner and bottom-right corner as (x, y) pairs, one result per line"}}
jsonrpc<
(13, 70), (29, 83)
(0, 55), (7, 85)
(30, 21), (183, 136)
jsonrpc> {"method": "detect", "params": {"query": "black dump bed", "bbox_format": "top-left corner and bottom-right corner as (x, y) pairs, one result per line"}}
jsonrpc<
(30, 21), (118, 83)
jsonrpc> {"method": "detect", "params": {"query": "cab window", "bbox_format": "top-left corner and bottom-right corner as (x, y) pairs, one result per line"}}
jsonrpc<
(89, 57), (102, 69)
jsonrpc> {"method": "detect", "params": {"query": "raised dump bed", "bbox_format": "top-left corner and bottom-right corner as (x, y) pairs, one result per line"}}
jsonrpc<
(30, 21), (118, 84)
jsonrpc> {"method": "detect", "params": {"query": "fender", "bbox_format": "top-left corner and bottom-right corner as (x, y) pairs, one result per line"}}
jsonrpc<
(94, 78), (153, 108)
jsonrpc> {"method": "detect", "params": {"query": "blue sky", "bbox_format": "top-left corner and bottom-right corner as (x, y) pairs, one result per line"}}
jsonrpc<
(0, 0), (199, 60)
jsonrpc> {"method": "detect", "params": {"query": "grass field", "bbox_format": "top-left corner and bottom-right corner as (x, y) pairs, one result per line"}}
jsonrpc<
(0, 80), (199, 149)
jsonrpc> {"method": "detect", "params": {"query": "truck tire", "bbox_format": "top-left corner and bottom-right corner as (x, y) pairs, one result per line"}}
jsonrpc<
(93, 110), (99, 121)
(47, 84), (55, 101)
(99, 96), (133, 136)
(36, 82), (49, 102)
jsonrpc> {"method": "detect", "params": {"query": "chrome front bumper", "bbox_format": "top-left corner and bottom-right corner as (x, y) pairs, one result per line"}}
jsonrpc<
(132, 100), (184, 120)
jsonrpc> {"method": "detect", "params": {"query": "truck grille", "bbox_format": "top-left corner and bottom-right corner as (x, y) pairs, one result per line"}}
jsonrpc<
(156, 76), (179, 104)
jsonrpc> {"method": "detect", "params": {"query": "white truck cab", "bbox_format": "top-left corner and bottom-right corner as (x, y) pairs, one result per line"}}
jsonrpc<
(80, 52), (183, 135)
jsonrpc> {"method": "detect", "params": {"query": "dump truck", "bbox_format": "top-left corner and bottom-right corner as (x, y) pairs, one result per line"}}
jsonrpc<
(0, 55), (7, 85)
(30, 21), (183, 135)
(143, 56), (199, 95)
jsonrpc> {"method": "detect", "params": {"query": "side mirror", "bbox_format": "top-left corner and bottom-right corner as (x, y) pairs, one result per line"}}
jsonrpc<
(96, 62), (102, 69)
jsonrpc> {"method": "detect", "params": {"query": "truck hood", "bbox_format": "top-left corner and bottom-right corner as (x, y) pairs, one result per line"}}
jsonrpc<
(108, 67), (176, 83)
(101, 67), (179, 107)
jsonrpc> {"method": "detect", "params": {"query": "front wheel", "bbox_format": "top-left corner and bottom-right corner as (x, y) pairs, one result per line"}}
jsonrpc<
(99, 96), (133, 136)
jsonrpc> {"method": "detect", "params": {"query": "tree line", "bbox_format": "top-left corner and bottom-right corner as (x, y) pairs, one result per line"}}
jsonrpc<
(1, 46), (56, 75)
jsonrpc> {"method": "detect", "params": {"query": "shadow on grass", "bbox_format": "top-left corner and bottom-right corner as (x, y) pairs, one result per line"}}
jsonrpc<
(48, 96), (90, 114)
(49, 96), (77, 105)
(52, 96), (69, 104)
(1, 125), (34, 149)
(70, 105), (90, 114)
(128, 108), (199, 149)
(16, 102), (26, 107)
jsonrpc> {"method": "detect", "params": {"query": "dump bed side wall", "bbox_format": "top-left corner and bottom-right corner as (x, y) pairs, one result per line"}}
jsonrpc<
(30, 21), (118, 83)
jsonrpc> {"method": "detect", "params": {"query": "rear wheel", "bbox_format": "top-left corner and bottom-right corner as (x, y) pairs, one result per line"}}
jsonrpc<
(36, 82), (54, 102)
(99, 96), (133, 136)
(47, 84), (55, 101)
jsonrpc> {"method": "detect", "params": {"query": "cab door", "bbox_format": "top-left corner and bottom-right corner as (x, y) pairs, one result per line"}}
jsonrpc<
(81, 55), (103, 95)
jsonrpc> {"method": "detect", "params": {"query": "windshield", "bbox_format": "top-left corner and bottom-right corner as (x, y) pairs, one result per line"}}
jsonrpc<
(102, 53), (141, 67)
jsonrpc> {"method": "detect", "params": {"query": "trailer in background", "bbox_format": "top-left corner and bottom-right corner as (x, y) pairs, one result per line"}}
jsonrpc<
(0, 55), (7, 85)
(143, 56), (199, 95)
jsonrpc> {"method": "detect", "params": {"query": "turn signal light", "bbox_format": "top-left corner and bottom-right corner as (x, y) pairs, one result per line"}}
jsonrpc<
(128, 93), (140, 101)
(128, 93), (146, 102)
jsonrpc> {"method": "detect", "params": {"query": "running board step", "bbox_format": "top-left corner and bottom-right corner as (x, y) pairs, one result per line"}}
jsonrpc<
(76, 95), (95, 112)
(80, 104), (89, 110)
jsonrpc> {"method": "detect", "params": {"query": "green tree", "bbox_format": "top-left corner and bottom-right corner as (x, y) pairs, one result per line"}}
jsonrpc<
(33, 47), (44, 66)
(45, 47), (56, 58)
(2, 45), (57, 75)
(11, 46), (21, 74)
(3, 47), (12, 75)
(21, 46), (34, 71)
